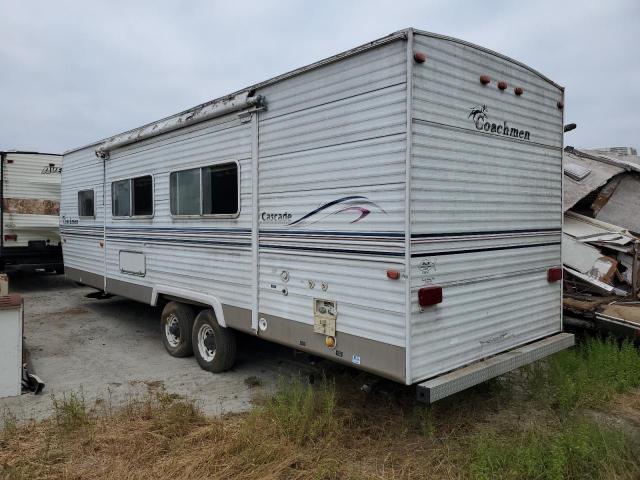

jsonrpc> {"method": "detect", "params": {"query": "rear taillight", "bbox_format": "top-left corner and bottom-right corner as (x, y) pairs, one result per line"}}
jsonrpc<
(4, 234), (17, 241)
(548, 267), (562, 282)
(418, 286), (443, 307)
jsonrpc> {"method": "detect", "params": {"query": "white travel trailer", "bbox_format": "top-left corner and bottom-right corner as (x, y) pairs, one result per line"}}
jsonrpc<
(61, 29), (573, 402)
(1, 151), (63, 271)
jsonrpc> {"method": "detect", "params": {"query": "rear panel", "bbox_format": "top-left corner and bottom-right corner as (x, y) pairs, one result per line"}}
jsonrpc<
(409, 32), (563, 383)
(2, 153), (61, 248)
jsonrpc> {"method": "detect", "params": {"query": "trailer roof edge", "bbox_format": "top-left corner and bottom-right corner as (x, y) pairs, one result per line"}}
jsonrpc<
(413, 29), (564, 91)
(64, 27), (563, 155)
(63, 29), (410, 155)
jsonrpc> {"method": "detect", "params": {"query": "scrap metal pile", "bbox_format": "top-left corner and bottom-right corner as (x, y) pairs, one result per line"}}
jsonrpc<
(562, 147), (640, 337)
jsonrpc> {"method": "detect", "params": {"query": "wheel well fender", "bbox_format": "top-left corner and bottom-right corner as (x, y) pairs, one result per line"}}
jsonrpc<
(151, 285), (226, 327)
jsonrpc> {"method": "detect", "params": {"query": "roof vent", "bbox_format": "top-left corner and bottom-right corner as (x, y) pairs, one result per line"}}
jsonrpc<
(564, 162), (591, 181)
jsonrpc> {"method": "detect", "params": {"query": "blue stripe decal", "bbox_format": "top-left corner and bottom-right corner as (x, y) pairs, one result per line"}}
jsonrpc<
(411, 242), (560, 257)
(260, 244), (403, 257)
(412, 228), (561, 238)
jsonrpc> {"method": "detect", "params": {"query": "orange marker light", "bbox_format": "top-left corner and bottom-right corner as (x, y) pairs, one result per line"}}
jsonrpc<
(325, 336), (336, 349)
(386, 269), (400, 280)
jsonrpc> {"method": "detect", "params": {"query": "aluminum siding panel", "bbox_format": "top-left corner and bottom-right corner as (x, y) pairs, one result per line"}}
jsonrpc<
(257, 39), (408, 348)
(409, 33), (563, 383)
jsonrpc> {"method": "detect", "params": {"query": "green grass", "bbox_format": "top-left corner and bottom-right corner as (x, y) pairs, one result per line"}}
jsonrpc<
(470, 416), (640, 480)
(260, 375), (336, 445)
(51, 390), (90, 432)
(527, 337), (640, 411)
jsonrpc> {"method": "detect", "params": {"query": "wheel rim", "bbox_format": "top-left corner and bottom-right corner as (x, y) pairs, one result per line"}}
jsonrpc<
(197, 323), (216, 362)
(165, 313), (181, 347)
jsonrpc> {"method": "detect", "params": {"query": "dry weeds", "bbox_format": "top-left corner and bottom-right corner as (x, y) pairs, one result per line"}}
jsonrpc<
(1, 339), (640, 479)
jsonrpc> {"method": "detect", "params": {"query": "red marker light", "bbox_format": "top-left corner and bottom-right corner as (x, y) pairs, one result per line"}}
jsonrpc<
(413, 52), (427, 63)
(547, 267), (562, 283)
(479, 75), (491, 85)
(514, 87), (524, 96)
(557, 100), (564, 109)
(498, 81), (508, 90)
(418, 286), (442, 307)
(4, 234), (17, 241)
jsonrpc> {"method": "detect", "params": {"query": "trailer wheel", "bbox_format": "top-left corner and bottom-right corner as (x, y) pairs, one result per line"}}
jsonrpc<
(192, 309), (236, 373)
(160, 301), (195, 357)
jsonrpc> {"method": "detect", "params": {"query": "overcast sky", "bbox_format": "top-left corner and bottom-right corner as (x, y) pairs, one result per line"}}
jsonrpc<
(1, 0), (638, 153)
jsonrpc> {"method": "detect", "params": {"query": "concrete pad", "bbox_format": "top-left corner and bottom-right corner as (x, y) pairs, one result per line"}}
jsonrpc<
(0, 270), (314, 422)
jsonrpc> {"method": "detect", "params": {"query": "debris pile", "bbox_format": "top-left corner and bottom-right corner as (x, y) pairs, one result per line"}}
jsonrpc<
(562, 147), (640, 337)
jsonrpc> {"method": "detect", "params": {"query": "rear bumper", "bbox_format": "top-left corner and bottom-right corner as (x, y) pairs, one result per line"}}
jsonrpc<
(0, 245), (63, 267)
(416, 332), (574, 403)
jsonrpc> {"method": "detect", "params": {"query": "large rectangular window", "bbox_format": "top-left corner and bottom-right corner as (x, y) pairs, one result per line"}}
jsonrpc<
(112, 176), (153, 217)
(77, 189), (95, 218)
(170, 162), (238, 217)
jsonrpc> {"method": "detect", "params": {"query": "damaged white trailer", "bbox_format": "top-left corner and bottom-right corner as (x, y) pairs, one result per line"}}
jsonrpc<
(60, 29), (573, 402)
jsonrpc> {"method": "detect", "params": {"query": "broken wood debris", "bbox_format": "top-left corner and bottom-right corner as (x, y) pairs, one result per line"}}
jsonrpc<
(562, 146), (640, 337)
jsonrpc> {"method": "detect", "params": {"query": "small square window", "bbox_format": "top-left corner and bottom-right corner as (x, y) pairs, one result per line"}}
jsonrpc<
(77, 190), (95, 217)
(111, 176), (153, 218)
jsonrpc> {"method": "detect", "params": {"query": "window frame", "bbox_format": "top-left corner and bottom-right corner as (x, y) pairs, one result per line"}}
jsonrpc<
(111, 174), (155, 219)
(77, 189), (96, 219)
(169, 160), (240, 219)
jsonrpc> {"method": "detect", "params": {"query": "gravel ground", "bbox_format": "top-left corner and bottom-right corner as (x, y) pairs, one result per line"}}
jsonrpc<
(0, 269), (313, 421)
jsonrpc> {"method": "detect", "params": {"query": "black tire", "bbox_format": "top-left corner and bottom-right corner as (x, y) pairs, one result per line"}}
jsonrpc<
(192, 309), (236, 373)
(160, 301), (196, 357)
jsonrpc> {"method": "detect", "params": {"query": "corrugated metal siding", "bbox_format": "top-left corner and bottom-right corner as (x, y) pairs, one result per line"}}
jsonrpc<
(409, 32), (563, 383)
(257, 38), (408, 347)
(411, 123), (562, 234)
(102, 116), (253, 309)
(3, 153), (61, 200)
(260, 253), (405, 346)
(412, 35), (563, 148)
(60, 147), (105, 276)
(3, 153), (61, 246)
(410, 264), (561, 379)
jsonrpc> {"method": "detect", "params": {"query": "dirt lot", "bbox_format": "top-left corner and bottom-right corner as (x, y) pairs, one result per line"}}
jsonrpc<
(0, 270), (310, 421)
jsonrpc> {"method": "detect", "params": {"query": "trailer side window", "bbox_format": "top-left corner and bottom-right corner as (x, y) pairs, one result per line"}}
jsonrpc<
(77, 189), (95, 218)
(202, 163), (238, 215)
(112, 175), (153, 217)
(170, 168), (200, 215)
(170, 162), (238, 217)
(132, 176), (153, 216)
(112, 179), (131, 217)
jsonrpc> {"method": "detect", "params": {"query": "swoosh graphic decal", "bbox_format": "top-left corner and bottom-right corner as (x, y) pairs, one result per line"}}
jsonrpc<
(336, 206), (371, 223)
(288, 195), (366, 226)
(288, 196), (385, 228)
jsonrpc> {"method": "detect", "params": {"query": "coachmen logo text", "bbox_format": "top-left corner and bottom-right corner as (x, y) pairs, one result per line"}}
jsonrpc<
(469, 105), (531, 141)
